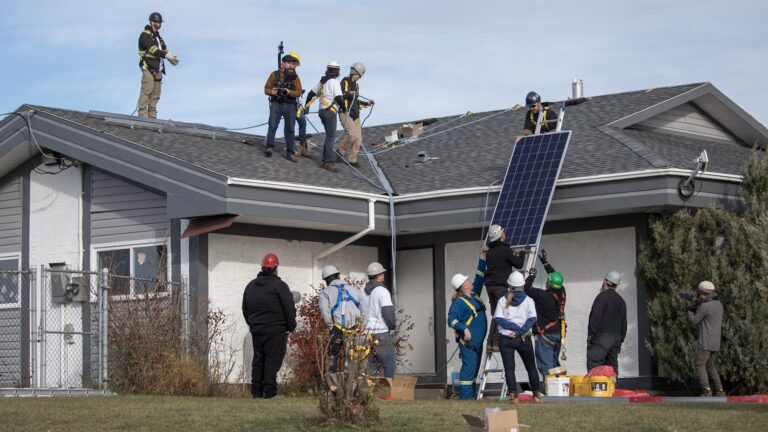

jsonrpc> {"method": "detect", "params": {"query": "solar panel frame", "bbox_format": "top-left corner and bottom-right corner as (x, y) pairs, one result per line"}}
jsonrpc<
(489, 131), (571, 249)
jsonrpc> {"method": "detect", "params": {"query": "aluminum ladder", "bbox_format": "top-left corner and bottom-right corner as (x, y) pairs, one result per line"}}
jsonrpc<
(476, 347), (508, 400)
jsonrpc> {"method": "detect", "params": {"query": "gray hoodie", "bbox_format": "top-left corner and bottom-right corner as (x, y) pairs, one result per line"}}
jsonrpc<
(688, 297), (724, 352)
(319, 279), (362, 330)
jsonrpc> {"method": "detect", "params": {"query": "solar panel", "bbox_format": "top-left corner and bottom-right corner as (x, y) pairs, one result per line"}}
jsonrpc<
(490, 131), (571, 249)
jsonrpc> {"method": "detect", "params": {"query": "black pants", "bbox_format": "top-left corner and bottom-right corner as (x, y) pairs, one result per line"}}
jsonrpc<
(251, 331), (287, 398)
(498, 335), (540, 394)
(487, 285), (507, 346)
(328, 328), (345, 373)
(586, 334), (621, 375)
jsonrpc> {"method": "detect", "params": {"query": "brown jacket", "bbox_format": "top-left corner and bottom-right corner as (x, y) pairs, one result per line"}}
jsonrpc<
(263, 69), (303, 99)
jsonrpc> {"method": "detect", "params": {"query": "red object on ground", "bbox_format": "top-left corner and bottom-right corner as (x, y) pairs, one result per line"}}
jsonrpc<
(586, 365), (616, 377)
(517, 393), (534, 402)
(613, 389), (651, 398)
(378, 395), (396, 401)
(726, 395), (768, 403)
(629, 396), (662, 403)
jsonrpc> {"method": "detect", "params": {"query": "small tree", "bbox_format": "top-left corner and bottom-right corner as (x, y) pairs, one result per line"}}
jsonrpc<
(638, 151), (768, 394)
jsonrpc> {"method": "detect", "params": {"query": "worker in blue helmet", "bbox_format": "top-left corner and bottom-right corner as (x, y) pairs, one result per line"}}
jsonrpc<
(523, 91), (558, 135)
(447, 245), (488, 399)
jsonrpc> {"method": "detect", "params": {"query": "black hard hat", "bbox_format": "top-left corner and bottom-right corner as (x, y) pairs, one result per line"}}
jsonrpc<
(149, 12), (163, 23)
(526, 91), (541, 107)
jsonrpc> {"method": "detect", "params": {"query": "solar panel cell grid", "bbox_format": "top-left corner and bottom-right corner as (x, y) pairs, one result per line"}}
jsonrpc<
(489, 131), (571, 249)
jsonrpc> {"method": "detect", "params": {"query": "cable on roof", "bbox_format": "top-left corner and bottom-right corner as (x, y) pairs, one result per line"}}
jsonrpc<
(225, 121), (269, 131)
(1, 110), (75, 175)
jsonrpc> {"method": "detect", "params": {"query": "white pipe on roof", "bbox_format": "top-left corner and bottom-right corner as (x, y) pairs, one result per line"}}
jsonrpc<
(310, 199), (376, 288)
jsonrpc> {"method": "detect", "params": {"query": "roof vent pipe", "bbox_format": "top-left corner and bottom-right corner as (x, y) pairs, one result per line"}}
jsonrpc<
(572, 79), (583, 99)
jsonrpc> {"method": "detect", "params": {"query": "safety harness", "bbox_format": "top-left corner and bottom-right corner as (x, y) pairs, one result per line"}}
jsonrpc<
(534, 290), (566, 347)
(138, 29), (165, 76)
(331, 283), (360, 333)
(450, 294), (484, 348)
(316, 76), (338, 113)
(341, 78), (359, 112)
(529, 107), (552, 131)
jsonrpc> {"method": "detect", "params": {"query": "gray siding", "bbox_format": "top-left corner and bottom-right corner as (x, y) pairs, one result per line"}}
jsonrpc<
(0, 308), (21, 386)
(0, 178), (22, 255)
(91, 171), (169, 244)
(634, 102), (733, 142)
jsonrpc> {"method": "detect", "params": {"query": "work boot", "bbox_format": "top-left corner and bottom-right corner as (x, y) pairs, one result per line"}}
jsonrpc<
(287, 153), (298, 163)
(321, 162), (338, 173)
(264, 147), (273, 157)
(299, 140), (311, 158)
(533, 392), (544, 403)
(700, 388), (713, 397)
(509, 393), (519, 404)
(348, 160), (359, 167)
(715, 390), (726, 397)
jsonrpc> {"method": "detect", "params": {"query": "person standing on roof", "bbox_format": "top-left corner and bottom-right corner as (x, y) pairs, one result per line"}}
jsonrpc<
(525, 249), (567, 379)
(337, 63), (374, 167)
(318, 265), (361, 373)
(263, 52), (303, 162)
(447, 245), (488, 400)
(136, 12), (179, 119)
(687, 281), (725, 397)
(305, 61), (345, 172)
(360, 262), (397, 377)
(494, 270), (543, 403)
(587, 270), (627, 375)
(522, 91), (558, 135)
(484, 224), (525, 351)
(242, 253), (297, 399)
(294, 91), (312, 158)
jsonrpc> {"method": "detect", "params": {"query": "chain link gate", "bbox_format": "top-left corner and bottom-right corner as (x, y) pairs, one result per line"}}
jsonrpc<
(0, 269), (35, 388)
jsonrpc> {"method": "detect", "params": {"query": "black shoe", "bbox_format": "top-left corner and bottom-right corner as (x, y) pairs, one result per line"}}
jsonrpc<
(287, 153), (298, 163)
(349, 161), (360, 167)
(264, 148), (273, 157)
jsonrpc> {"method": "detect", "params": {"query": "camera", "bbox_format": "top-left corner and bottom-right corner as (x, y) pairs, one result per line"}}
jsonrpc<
(678, 292), (700, 312)
(274, 81), (291, 101)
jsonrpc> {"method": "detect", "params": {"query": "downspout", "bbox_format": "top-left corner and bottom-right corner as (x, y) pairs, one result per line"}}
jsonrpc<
(311, 198), (376, 287)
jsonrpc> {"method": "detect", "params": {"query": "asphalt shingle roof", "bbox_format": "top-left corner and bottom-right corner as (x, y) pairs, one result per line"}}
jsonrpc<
(24, 82), (753, 196)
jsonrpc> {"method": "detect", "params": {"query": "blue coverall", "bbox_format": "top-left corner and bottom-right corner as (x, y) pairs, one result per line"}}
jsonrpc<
(447, 258), (487, 399)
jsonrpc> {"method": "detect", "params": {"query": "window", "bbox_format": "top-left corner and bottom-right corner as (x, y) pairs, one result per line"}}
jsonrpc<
(0, 257), (20, 306)
(96, 244), (167, 296)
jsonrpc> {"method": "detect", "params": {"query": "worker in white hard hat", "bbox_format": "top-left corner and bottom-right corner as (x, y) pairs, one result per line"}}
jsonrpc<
(305, 60), (344, 172)
(586, 270), (627, 375)
(494, 269), (543, 403)
(318, 264), (361, 372)
(360, 262), (396, 377)
(447, 244), (489, 399)
(337, 62), (374, 167)
(484, 224), (525, 351)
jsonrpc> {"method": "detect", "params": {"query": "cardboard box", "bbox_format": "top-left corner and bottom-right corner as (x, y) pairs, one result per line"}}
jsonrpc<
(463, 409), (520, 432)
(398, 123), (424, 138)
(544, 375), (570, 397)
(376, 375), (417, 400)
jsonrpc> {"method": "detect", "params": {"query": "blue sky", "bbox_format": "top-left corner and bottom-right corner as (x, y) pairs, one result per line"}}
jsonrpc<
(2, 0), (766, 136)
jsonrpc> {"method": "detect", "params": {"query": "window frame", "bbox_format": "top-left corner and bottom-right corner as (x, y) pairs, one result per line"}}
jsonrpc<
(0, 253), (21, 309)
(91, 239), (171, 300)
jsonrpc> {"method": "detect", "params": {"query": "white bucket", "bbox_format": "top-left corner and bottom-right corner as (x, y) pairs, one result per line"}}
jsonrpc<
(545, 375), (571, 397)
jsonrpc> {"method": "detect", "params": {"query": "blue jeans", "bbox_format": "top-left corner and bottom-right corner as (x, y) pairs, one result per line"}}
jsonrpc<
(535, 333), (561, 378)
(318, 108), (337, 162)
(498, 335), (540, 394)
(265, 101), (296, 155)
(368, 331), (396, 378)
(296, 108), (307, 142)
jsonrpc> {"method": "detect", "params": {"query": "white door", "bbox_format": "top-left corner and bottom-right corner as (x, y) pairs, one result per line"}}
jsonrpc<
(395, 248), (435, 374)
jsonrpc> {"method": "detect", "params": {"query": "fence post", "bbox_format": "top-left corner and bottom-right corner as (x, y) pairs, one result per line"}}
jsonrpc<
(36, 265), (44, 388)
(182, 277), (190, 356)
(99, 268), (109, 390)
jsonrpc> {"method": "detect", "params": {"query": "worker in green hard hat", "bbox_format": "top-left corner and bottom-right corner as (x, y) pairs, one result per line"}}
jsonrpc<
(524, 249), (567, 379)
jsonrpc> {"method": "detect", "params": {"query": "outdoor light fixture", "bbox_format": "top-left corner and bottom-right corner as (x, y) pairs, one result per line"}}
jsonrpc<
(678, 150), (709, 199)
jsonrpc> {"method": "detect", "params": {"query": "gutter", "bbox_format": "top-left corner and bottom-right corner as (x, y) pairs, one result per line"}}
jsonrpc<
(311, 198), (376, 287)
(228, 177), (387, 202)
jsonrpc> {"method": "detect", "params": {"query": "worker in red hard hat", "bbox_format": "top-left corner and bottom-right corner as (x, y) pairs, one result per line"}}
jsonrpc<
(242, 253), (297, 398)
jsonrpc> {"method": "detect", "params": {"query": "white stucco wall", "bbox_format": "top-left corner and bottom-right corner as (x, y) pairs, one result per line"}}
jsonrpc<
(207, 233), (378, 383)
(443, 227), (639, 384)
(30, 165), (84, 387)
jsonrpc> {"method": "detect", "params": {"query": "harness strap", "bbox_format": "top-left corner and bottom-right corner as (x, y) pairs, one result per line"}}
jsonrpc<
(529, 107), (551, 131)
(331, 284), (360, 328)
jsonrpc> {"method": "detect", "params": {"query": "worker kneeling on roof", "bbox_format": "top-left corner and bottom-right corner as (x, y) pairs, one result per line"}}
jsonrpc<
(319, 265), (361, 373)
(522, 91), (558, 135)
(447, 245), (488, 400)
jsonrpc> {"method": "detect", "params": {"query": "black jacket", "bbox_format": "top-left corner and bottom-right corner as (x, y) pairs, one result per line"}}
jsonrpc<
(485, 240), (524, 286)
(138, 25), (168, 73)
(524, 262), (566, 335)
(588, 289), (627, 342)
(242, 271), (297, 334)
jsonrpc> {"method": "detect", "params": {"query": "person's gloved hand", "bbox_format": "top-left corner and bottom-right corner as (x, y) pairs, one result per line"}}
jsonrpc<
(527, 267), (537, 282)
(463, 328), (472, 342)
(166, 53), (179, 65)
(538, 249), (548, 264)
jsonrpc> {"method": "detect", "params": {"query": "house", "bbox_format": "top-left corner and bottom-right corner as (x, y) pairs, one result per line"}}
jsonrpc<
(0, 82), (765, 390)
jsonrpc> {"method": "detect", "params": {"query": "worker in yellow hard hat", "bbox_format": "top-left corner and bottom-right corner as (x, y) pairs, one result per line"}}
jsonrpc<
(263, 51), (303, 162)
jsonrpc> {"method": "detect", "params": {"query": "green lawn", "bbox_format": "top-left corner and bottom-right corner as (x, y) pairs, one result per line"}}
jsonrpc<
(1, 395), (766, 431)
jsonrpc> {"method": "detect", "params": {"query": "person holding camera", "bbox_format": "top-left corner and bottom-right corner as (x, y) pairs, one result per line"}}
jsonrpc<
(687, 281), (725, 397)
(263, 52), (303, 161)
(305, 61), (344, 172)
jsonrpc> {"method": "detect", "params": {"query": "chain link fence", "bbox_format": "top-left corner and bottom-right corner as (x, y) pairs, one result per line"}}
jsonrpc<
(0, 269), (34, 387)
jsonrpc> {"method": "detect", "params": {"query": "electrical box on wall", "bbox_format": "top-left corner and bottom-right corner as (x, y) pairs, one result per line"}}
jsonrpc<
(50, 263), (88, 303)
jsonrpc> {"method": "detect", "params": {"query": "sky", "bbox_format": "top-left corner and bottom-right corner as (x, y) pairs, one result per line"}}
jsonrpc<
(1, 0), (767, 136)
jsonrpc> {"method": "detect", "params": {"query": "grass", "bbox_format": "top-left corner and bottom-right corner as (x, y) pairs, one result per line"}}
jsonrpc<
(1, 395), (766, 431)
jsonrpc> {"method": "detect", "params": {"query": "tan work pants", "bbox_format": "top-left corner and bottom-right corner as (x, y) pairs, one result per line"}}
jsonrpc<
(138, 69), (162, 118)
(338, 113), (362, 163)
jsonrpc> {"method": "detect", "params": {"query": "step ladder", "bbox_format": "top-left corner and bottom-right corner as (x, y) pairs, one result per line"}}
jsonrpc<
(476, 348), (508, 400)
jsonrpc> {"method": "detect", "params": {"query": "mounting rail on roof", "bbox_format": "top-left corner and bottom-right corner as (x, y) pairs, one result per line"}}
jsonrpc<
(89, 110), (254, 141)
